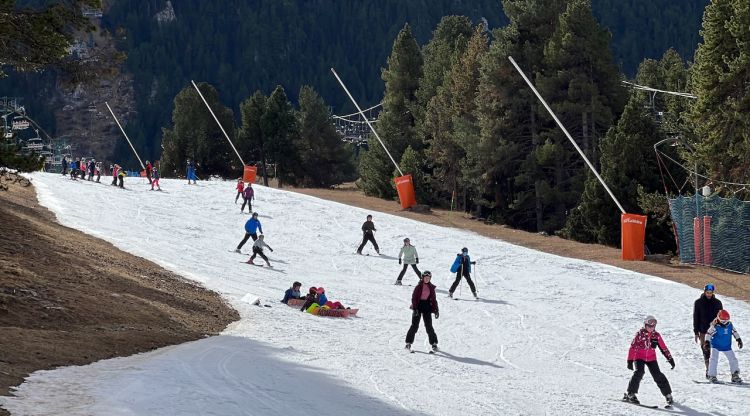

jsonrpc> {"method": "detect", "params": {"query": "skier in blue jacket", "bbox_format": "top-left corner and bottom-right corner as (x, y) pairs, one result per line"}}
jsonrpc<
(706, 309), (744, 383)
(235, 212), (263, 252)
(449, 247), (477, 299)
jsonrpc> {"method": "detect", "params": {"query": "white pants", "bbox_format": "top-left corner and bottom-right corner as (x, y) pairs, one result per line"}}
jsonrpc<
(707, 348), (740, 376)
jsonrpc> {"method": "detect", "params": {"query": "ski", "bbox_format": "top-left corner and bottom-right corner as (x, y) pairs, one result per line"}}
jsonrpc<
(693, 379), (747, 387)
(619, 399), (657, 409)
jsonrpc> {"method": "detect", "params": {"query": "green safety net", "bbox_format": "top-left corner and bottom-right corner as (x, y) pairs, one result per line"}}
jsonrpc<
(669, 194), (750, 274)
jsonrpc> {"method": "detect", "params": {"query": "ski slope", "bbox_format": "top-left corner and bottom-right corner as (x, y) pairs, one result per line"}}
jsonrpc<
(3, 173), (750, 415)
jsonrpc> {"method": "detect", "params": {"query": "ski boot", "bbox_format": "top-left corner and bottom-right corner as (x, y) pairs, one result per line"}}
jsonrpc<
(234, 248), (242, 253)
(405, 343), (411, 351)
(472, 291), (478, 299)
(431, 343), (439, 353)
(708, 375), (719, 383)
(622, 393), (639, 404)
(665, 394), (673, 407)
(732, 371), (743, 384)
(394, 280), (402, 285)
(448, 292), (453, 299)
(246, 260), (255, 265)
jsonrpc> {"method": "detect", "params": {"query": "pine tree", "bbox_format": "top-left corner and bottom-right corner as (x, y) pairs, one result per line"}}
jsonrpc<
(398, 146), (428, 202)
(297, 85), (356, 186)
(261, 85), (300, 188)
(238, 90), (268, 185)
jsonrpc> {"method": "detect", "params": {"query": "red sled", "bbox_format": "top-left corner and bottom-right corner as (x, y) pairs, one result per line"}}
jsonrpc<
(283, 299), (358, 317)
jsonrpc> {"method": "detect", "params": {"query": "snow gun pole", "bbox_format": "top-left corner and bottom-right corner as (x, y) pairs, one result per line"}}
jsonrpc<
(105, 102), (145, 170)
(190, 80), (246, 167)
(330, 68), (403, 176)
(507, 56), (626, 214)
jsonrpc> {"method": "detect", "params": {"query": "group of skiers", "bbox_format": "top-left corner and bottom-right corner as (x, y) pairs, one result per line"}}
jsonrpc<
(622, 283), (744, 407)
(61, 156), (102, 183)
(234, 211), (274, 267)
(235, 178), (255, 213)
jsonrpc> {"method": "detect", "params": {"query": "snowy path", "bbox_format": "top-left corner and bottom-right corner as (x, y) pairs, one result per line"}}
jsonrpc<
(2, 173), (749, 415)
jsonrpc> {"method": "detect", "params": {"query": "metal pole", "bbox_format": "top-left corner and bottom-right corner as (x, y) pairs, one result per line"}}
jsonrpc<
(190, 80), (245, 166)
(508, 56), (626, 214)
(105, 102), (145, 170)
(330, 68), (403, 176)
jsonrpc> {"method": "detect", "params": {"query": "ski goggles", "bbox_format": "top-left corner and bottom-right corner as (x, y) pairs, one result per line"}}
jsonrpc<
(422, 271), (432, 278)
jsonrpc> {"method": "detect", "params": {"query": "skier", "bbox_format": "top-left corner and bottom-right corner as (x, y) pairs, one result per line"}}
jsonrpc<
(145, 160), (153, 184)
(281, 281), (304, 304)
(94, 161), (102, 182)
(395, 238), (420, 285)
(705, 309), (744, 383)
(186, 159), (197, 184)
(356, 214), (379, 255)
(151, 165), (161, 191)
(694, 283), (723, 374)
(405, 271), (439, 352)
(235, 212), (263, 252)
(246, 234), (273, 267)
(623, 315), (674, 407)
(235, 179), (245, 203)
(87, 159), (95, 181)
(117, 166), (126, 188)
(241, 183), (254, 213)
(69, 159), (78, 180)
(448, 247), (477, 299)
(111, 164), (118, 186)
(61, 156), (68, 175)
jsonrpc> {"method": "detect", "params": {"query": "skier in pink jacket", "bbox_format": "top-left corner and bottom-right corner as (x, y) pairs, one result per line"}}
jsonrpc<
(623, 315), (674, 407)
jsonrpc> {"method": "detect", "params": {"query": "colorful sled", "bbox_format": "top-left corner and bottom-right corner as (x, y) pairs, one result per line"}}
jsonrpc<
(285, 299), (358, 317)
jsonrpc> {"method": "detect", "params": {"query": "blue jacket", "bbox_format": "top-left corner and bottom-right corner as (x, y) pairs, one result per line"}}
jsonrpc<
(450, 254), (471, 273)
(281, 288), (301, 304)
(318, 293), (328, 306)
(707, 321), (740, 352)
(244, 218), (262, 234)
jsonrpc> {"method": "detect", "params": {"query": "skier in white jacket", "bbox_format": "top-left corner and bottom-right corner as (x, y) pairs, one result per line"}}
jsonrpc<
(395, 238), (421, 285)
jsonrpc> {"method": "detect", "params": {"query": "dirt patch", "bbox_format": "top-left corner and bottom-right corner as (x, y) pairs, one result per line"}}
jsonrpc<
(0, 175), (238, 415)
(291, 185), (750, 302)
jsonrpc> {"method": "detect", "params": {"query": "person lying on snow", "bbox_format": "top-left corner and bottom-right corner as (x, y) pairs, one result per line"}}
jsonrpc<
(281, 281), (305, 304)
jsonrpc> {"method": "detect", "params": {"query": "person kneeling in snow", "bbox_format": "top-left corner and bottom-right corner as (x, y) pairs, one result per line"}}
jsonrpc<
(282, 281), (304, 304)
(300, 287), (319, 312)
(706, 309), (743, 383)
(624, 315), (674, 406)
(246, 235), (273, 267)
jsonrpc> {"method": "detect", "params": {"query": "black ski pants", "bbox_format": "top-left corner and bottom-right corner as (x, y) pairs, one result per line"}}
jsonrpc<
(406, 300), (437, 345)
(397, 264), (421, 281)
(118, 176), (124, 188)
(237, 232), (258, 250)
(449, 269), (476, 294)
(249, 246), (269, 264)
(235, 191), (242, 203)
(241, 197), (252, 213)
(627, 360), (672, 396)
(698, 334), (711, 370)
(357, 233), (379, 253)
(111, 176), (117, 186)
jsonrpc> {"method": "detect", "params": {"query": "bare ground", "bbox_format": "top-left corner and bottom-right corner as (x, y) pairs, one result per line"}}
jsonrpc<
(291, 184), (750, 302)
(0, 174), (238, 415)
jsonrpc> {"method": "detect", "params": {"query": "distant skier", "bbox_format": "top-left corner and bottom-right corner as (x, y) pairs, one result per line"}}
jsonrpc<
(186, 159), (197, 184)
(694, 283), (723, 374)
(246, 234), (273, 267)
(151, 166), (161, 191)
(61, 157), (68, 175)
(241, 183), (254, 213)
(235, 212), (263, 252)
(145, 160), (153, 184)
(395, 238), (420, 285)
(69, 159), (78, 180)
(356, 214), (379, 255)
(623, 315), (674, 407)
(235, 179), (245, 203)
(405, 271), (439, 353)
(111, 164), (118, 186)
(87, 159), (95, 181)
(94, 161), (102, 182)
(281, 281), (304, 304)
(448, 247), (477, 299)
(117, 166), (126, 188)
(705, 309), (743, 383)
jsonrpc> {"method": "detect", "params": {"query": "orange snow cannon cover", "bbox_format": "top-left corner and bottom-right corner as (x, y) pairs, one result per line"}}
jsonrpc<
(621, 213), (647, 261)
(394, 175), (417, 209)
(243, 165), (257, 183)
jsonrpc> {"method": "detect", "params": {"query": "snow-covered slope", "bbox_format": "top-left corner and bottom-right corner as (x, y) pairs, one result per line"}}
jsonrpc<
(2, 173), (749, 415)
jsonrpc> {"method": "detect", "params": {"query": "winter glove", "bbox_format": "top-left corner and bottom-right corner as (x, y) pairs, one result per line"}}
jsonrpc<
(738, 338), (744, 349)
(470, 261), (476, 265)
(667, 357), (675, 370)
(694, 333), (700, 344)
(627, 360), (633, 370)
(399, 258), (402, 265)
(412, 309), (419, 318)
(650, 337), (659, 349)
(270, 248), (274, 252)
(434, 311), (439, 319)
(416, 258), (419, 264)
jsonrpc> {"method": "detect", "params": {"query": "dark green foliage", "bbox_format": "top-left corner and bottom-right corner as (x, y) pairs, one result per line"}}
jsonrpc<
(296, 86), (356, 187)
(398, 146), (428, 202)
(238, 91), (268, 184)
(261, 86), (300, 188)
(159, 82), (236, 177)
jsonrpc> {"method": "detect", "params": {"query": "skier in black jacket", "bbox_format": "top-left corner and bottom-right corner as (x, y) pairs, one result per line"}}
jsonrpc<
(356, 214), (379, 255)
(694, 283), (723, 373)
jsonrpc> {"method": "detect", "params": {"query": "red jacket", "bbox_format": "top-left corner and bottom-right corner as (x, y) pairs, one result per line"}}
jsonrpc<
(411, 282), (438, 313)
(236, 181), (244, 191)
(627, 328), (672, 362)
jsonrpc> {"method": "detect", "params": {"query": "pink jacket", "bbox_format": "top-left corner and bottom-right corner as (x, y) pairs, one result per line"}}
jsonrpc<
(627, 328), (672, 362)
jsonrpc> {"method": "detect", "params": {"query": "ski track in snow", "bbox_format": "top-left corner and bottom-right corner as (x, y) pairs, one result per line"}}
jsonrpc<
(2, 173), (750, 415)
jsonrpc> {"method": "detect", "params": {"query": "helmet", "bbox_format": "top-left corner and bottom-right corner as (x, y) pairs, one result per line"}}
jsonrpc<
(316, 287), (325, 294)
(461, 247), (468, 253)
(421, 270), (432, 278)
(704, 283), (715, 292)
(308, 287), (317, 294)
(403, 238), (410, 243)
(252, 212), (258, 217)
(644, 315), (657, 326)
(718, 310), (730, 323)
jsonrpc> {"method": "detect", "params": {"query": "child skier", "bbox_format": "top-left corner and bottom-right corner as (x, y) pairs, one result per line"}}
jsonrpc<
(246, 234), (273, 267)
(241, 183), (254, 213)
(706, 309), (744, 383)
(235, 212), (263, 252)
(356, 214), (379, 255)
(624, 315), (674, 407)
(448, 247), (477, 299)
(235, 179), (245, 203)
(395, 237), (420, 285)
(151, 166), (161, 191)
(117, 166), (126, 188)
(405, 270), (439, 352)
